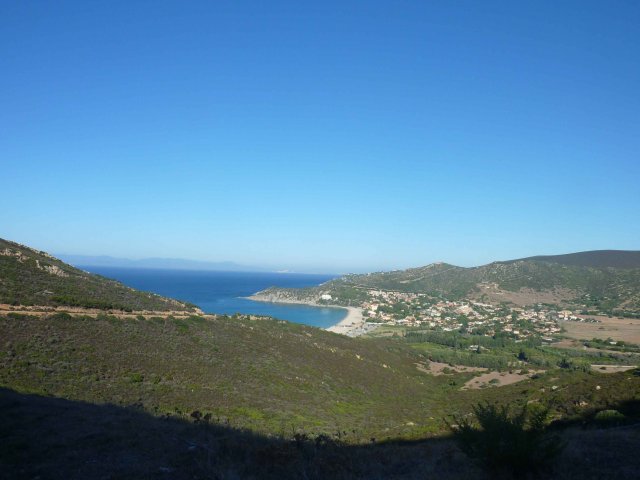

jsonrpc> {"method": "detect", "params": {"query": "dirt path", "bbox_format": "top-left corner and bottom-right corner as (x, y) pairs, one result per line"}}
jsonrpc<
(590, 365), (638, 373)
(0, 304), (210, 319)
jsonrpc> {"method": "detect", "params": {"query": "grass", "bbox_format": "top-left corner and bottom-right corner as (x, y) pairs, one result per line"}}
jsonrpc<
(2, 312), (639, 440)
(0, 312), (460, 438)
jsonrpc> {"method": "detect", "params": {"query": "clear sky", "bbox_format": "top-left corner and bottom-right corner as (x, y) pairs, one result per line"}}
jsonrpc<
(1, 1), (639, 273)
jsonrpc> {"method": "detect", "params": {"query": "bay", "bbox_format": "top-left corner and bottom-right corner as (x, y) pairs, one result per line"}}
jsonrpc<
(79, 266), (346, 328)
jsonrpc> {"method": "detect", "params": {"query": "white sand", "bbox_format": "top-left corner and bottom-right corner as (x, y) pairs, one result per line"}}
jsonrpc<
(326, 307), (364, 335)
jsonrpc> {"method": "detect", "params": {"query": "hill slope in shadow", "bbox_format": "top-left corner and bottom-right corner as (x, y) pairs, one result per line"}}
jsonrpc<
(2, 387), (639, 480)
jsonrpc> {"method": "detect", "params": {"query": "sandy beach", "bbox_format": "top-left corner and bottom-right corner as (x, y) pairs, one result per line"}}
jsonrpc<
(247, 294), (375, 337)
(325, 306), (367, 336)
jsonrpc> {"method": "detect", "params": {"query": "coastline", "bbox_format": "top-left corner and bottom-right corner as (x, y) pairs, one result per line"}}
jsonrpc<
(247, 294), (375, 337)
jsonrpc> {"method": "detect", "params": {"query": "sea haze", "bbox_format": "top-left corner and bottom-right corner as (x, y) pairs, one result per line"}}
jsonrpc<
(78, 267), (346, 328)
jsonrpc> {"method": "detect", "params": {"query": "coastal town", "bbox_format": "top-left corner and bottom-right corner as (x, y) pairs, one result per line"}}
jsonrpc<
(317, 289), (599, 341)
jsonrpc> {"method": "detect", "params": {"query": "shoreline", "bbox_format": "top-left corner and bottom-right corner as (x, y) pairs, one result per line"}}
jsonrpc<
(325, 306), (371, 337)
(246, 294), (375, 337)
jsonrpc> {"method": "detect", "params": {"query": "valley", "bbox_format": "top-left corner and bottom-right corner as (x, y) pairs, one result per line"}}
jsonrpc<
(1, 239), (639, 478)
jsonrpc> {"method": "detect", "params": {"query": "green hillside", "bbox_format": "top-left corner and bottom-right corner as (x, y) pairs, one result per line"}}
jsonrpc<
(507, 250), (640, 269)
(2, 311), (640, 479)
(276, 252), (640, 314)
(3, 311), (639, 438)
(0, 311), (454, 438)
(0, 238), (197, 312)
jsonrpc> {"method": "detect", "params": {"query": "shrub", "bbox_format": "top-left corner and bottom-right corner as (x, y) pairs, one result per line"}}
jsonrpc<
(447, 402), (564, 475)
(558, 357), (573, 369)
(594, 409), (625, 426)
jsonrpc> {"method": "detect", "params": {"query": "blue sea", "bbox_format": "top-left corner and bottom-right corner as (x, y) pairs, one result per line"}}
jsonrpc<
(79, 267), (346, 328)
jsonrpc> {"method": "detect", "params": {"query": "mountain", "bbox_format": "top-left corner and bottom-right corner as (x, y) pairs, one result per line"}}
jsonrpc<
(503, 250), (640, 269)
(0, 238), (197, 312)
(57, 254), (270, 272)
(259, 250), (640, 314)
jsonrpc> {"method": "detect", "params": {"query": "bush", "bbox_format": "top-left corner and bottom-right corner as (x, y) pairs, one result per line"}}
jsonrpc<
(558, 357), (573, 369)
(447, 402), (564, 475)
(594, 409), (625, 426)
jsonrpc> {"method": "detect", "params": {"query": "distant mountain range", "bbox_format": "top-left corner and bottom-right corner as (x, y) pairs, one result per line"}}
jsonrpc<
(56, 254), (271, 272)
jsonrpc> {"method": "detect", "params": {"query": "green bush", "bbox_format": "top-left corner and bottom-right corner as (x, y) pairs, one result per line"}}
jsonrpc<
(594, 409), (625, 426)
(447, 402), (564, 475)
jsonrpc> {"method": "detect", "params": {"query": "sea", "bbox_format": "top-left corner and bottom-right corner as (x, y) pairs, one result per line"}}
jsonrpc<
(79, 267), (346, 329)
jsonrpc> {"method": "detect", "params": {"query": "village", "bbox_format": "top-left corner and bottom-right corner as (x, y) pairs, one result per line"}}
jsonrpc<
(356, 289), (596, 342)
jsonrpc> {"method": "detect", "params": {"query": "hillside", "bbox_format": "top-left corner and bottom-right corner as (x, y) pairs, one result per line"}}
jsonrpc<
(0, 310), (459, 438)
(505, 250), (640, 269)
(3, 310), (639, 434)
(262, 251), (640, 314)
(3, 386), (639, 480)
(2, 241), (640, 478)
(0, 238), (197, 312)
(2, 310), (640, 479)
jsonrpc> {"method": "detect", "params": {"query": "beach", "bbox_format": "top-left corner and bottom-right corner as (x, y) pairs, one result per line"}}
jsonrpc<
(325, 306), (377, 336)
(248, 294), (375, 337)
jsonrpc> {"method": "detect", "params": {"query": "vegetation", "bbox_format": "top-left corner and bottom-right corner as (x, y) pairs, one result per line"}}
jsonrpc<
(582, 337), (640, 354)
(0, 312), (458, 438)
(448, 402), (564, 475)
(377, 327), (637, 371)
(510, 250), (640, 269)
(3, 311), (640, 436)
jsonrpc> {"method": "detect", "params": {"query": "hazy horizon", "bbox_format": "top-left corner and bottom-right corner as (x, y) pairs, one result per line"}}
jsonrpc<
(48, 247), (640, 276)
(2, 1), (639, 271)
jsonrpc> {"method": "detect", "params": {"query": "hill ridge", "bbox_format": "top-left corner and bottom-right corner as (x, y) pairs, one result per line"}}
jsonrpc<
(260, 249), (640, 314)
(0, 238), (198, 312)
(498, 249), (640, 269)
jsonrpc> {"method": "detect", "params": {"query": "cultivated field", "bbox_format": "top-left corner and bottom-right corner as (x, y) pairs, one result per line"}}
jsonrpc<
(561, 316), (640, 344)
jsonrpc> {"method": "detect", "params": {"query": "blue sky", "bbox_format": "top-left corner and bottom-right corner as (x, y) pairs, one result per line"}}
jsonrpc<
(1, 1), (639, 273)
